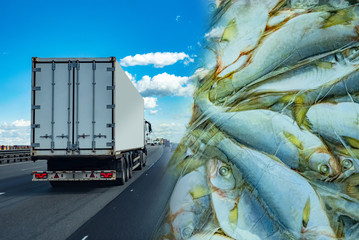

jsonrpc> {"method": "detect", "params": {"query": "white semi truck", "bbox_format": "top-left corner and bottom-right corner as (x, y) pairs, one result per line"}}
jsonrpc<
(30, 57), (151, 186)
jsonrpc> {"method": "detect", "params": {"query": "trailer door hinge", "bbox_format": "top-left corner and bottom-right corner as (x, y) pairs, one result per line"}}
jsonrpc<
(107, 105), (115, 109)
(106, 123), (115, 128)
(32, 105), (40, 110)
(106, 142), (115, 147)
(106, 86), (115, 90)
(32, 86), (41, 91)
(31, 143), (40, 147)
(31, 124), (40, 129)
(107, 67), (115, 71)
(32, 68), (41, 72)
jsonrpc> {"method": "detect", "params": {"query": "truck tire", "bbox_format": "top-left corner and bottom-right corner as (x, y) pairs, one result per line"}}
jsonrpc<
(128, 154), (133, 179)
(125, 156), (130, 181)
(116, 158), (126, 185)
(142, 152), (147, 167)
(138, 151), (143, 170)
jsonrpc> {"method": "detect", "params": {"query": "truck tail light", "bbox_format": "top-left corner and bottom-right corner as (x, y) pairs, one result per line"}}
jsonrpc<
(35, 173), (48, 179)
(100, 173), (113, 178)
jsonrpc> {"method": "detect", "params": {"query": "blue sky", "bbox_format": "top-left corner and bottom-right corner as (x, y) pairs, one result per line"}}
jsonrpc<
(0, 0), (211, 144)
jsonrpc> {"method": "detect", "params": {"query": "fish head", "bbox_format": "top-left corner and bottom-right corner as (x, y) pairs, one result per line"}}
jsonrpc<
(307, 149), (341, 179)
(207, 158), (241, 191)
(172, 211), (196, 240)
(343, 46), (359, 64)
(336, 156), (357, 180)
(340, 156), (356, 172)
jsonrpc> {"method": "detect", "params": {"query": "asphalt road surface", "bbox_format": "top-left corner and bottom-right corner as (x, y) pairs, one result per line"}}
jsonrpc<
(69, 145), (177, 240)
(0, 145), (175, 240)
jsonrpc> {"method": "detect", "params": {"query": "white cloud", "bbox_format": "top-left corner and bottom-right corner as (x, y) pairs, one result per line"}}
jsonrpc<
(12, 119), (30, 127)
(132, 72), (194, 97)
(120, 52), (194, 68)
(149, 110), (158, 115)
(0, 119), (30, 145)
(205, 26), (224, 41)
(144, 97), (158, 109)
(125, 70), (137, 86)
(176, 15), (181, 22)
(152, 122), (187, 143)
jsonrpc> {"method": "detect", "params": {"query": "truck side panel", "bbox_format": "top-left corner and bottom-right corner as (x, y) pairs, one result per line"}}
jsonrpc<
(114, 61), (145, 152)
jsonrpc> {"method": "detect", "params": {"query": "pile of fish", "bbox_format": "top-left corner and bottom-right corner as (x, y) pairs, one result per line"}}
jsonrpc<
(155, 0), (359, 239)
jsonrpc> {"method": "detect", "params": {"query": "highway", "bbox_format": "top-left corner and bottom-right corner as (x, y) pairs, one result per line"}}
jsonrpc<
(0, 145), (176, 240)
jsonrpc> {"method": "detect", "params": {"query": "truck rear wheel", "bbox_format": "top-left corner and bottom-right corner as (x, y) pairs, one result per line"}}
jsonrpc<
(138, 151), (143, 170)
(116, 158), (126, 185)
(125, 156), (130, 181)
(142, 152), (147, 167)
(128, 154), (133, 179)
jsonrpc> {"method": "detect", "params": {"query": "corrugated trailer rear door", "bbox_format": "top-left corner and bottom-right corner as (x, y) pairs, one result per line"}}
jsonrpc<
(74, 61), (113, 150)
(33, 62), (73, 150)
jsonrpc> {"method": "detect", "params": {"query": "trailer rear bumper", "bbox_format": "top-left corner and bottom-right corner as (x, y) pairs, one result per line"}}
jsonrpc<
(32, 170), (116, 181)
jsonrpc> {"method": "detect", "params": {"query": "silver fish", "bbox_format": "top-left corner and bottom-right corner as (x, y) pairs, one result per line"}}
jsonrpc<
(207, 158), (287, 240)
(196, 93), (341, 178)
(307, 102), (359, 145)
(213, 6), (359, 99)
(169, 166), (211, 239)
(215, 134), (336, 239)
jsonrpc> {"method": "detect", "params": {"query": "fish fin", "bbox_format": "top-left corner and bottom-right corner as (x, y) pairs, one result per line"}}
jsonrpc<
(228, 204), (238, 225)
(337, 216), (345, 239)
(343, 136), (359, 149)
(322, 7), (355, 29)
(280, 94), (311, 126)
(302, 116), (313, 131)
(293, 104), (311, 127)
(221, 18), (238, 42)
(345, 173), (359, 201)
(315, 61), (334, 69)
(178, 157), (205, 176)
(280, 94), (304, 105)
(190, 185), (211, 199)
(302, 198), (311, 228)
(335, 145), (351, 155)
(283, 131), (304, 150)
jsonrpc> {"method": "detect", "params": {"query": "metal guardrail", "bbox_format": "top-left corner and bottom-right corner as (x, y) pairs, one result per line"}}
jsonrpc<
(0, 150), (31, 164)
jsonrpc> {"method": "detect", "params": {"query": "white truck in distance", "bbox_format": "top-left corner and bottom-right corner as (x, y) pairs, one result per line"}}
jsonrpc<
(31, 57), (151, 186)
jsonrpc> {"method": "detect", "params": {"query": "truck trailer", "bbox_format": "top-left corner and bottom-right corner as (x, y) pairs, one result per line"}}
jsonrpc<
(30, 57), (151, 186)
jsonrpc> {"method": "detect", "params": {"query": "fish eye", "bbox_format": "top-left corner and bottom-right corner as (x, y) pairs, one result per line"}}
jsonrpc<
(219, 166), (230, 176)
(319, 164), (330, 175)
(342, 159), (353, 170)
(181, 227), (193, 239)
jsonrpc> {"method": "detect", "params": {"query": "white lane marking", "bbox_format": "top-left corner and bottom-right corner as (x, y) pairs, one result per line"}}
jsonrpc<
(0, 161), (39, 168)
(81, 236), (88, 240)
(0, 192), (5, 195)
(21, 166), (40, 171)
